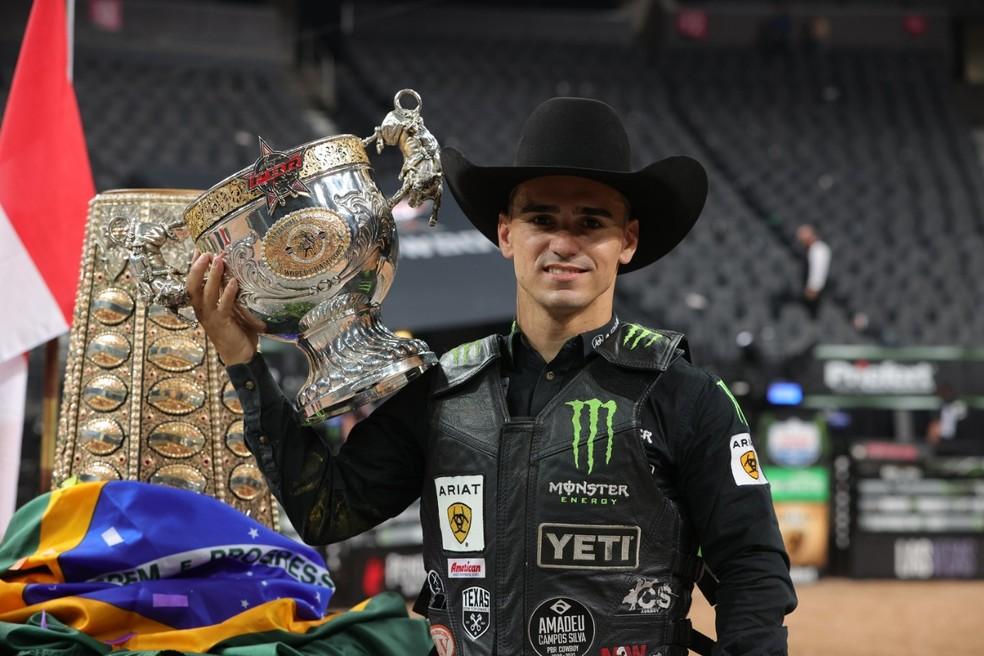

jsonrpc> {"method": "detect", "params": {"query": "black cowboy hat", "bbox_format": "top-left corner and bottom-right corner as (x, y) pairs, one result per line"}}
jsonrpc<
(442, 97), (707, 273)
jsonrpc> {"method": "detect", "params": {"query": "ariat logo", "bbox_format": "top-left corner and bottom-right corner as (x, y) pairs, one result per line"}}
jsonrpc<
(622, 323), (663, 350)
(566, 398), (617, 474)
(447, 339), (483, 365)
(740, 451), (760, 479)
(729, 433), (768, 486)
(448, 502), (472, 543)
(435, 475), (485, 552)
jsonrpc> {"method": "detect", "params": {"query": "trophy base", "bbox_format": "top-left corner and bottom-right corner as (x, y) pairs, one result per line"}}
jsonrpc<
(299, 352), (436, 424)
(294, 298), (438, 423)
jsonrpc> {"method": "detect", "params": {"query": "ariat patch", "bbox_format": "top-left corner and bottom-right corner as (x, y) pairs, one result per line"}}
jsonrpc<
(729, 433), (768, 486)
(435, 475), (485, 552)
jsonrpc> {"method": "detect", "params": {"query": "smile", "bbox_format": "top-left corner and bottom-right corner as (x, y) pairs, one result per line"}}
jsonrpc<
(543, 265), (588, 280)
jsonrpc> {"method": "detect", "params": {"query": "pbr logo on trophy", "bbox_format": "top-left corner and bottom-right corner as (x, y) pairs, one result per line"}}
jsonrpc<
(121, 89), (442, 421)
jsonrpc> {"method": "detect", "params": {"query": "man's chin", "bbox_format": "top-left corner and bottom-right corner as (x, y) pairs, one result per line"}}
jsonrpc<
(535, 292), (591, 314)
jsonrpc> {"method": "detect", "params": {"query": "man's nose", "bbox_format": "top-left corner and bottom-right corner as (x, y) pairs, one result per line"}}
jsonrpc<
(549, 229), (580, 258)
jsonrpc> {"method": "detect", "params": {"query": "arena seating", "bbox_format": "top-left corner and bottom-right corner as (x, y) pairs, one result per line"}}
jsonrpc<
(1, 37), (980, 365)
(336, 37), (984, 363)
(70, 52), (316, 192)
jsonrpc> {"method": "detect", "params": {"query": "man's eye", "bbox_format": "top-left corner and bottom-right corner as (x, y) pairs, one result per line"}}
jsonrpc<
(583, 217), (603, 229)
(531, 215), (554, 226)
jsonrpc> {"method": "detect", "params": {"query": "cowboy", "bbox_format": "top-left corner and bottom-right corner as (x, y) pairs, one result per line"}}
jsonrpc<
(188, 97), (797, 656)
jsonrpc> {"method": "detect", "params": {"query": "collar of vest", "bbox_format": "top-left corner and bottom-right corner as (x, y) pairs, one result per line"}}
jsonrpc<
(433, 323), (689, 395)
(594, 322), (690, 371)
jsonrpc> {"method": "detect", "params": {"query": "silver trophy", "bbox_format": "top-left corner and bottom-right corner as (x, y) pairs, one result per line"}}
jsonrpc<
(123, 89), (441, 421)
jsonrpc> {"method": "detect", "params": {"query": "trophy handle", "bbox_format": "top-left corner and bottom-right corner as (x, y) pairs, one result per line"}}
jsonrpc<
(111, 215), (197, 325)
(362, 88), (443, 227)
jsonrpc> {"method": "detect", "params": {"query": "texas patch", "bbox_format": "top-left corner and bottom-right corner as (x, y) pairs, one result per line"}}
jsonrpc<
(729, 433), (768, 486)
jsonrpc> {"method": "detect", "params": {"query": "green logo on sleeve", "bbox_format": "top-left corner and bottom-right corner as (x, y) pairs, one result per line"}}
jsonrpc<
(716, 380), (748, 427)
(623, 324), (663, 350)
(566, 399), (617, 474)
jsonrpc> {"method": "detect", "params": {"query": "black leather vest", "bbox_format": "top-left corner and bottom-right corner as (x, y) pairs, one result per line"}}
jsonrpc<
(418, 325), (704, 656)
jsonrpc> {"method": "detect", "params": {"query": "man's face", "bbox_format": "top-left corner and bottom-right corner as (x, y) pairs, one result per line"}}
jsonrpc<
(497, 176), (639, 318)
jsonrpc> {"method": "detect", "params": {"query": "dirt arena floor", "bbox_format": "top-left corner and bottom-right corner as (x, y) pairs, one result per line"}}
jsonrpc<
(688, 578), (984, 655)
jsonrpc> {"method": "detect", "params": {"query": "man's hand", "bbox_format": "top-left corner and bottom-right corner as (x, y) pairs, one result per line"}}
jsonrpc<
(186, 253), (264, 366)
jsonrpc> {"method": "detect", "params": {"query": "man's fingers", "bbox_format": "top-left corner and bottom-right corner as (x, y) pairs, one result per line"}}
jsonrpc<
(202, 255), (224, 309)
(217, 276), (238, 314)
(186, 253), (212, 306)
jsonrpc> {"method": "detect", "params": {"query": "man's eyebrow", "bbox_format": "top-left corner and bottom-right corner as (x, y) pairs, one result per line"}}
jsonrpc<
(519, 203), (560, 214)
(517, 204), (614, 218)
(576, 206), (614, 218)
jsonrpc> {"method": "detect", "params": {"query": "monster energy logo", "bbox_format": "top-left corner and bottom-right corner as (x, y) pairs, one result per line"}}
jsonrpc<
(716, 380), (748, 427)
(623, 324), (663, 350)
(448, 339), (483, 365)
(566, 399), (617, 474)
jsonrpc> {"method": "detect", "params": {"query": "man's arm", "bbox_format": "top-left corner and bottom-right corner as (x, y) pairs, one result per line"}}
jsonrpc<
(227, 354), (429, 545)
(676, 373), (797, 655)
(186, 252), (427, 545)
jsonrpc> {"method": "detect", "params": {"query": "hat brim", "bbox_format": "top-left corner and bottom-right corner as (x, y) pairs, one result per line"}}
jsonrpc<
(442, 147), (708, 273)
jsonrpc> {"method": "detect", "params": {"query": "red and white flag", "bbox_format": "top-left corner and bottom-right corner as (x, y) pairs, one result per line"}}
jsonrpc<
(0, 0), (94, 533)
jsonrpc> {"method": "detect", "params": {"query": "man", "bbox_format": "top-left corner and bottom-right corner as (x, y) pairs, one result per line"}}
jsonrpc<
(769, 224), (831, 323)
(189, 97), (796, 655)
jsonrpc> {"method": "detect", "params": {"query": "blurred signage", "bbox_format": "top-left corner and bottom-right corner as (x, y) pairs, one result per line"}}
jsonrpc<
(823, 360), (935, 395)
(805, 345), (984, 409)
(88, 0), (123, 32)
(766, 418), (821, 467)
(847, 447), (984, 579)
(770, 467), (830, 570)
(767, 381), (803, 406)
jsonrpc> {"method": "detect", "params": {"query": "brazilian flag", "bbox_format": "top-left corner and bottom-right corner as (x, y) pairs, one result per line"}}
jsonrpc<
(0, 481), (432, 655)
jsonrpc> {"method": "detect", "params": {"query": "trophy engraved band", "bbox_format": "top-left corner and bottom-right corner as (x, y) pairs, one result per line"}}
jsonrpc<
(126, 89), (442, 422)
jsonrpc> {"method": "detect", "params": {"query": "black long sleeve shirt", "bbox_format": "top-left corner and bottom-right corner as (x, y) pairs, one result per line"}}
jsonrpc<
(228, 319), (797, 655)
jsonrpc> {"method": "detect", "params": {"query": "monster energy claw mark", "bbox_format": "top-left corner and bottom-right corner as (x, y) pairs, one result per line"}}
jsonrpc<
(623, 323), (663, 350)
(449, 339), (483, 366)
(716, 380), (748, 427)
(566, 399), (617, 474)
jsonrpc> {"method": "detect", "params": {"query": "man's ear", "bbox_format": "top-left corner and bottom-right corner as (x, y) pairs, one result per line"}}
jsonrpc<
(498, 212), (514, 259)
(619, 218), (640, 265)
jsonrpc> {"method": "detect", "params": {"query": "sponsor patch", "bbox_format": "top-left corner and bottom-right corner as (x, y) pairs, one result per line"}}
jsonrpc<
(729, 433), (768, 486)
(528, 596), (595, 656)
(448, 558), (485, 579)
(427, 570), (447, 610)
(429, 624), (456, 656)
(600, 646), (649, 656)
(618, 577), (676, 615)
(461, 586), (491, 640)
(537, 523), (640, 570)
(547, 480), (630, 506)
(435, 475), (485, 552)
(565, 399), (618, 474)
